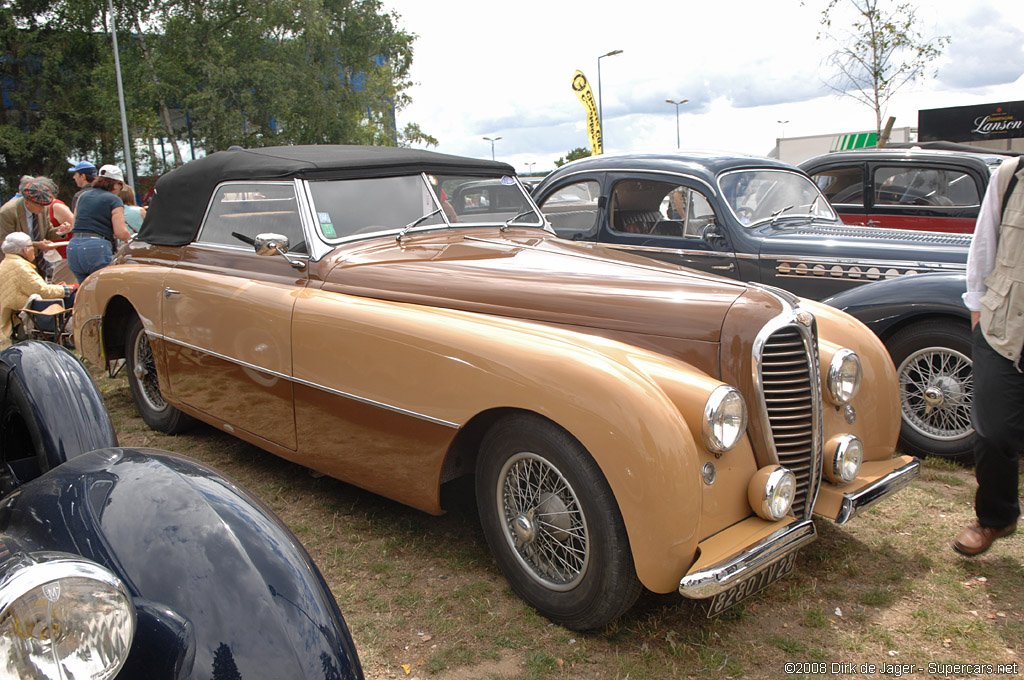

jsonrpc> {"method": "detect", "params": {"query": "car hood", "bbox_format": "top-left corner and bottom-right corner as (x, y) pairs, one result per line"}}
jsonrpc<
(322, 228), (765, 343)
(0, 448), (362, 680)
(757, 222), (970, 267)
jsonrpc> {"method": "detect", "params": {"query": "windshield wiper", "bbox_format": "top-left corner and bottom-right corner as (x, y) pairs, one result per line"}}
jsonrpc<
(769, 205), (795, 226)
(501, 208), (539, 232)
(396, 207), (443, 242)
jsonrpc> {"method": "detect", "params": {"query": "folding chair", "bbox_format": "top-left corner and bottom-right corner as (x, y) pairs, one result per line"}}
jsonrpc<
(16, 295), (74, 348)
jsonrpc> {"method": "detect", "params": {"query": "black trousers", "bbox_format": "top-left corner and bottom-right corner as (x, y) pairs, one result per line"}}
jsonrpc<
(970, 326), (1023, 527)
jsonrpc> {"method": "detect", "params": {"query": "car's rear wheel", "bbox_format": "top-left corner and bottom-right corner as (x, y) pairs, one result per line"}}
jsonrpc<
(886, 320), (973, 461)
(125, 317), (193, 434)
(475, 414), (641, 630)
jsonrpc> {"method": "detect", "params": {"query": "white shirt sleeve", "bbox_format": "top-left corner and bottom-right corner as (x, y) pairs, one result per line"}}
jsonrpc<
(963, 167), (1004, 311)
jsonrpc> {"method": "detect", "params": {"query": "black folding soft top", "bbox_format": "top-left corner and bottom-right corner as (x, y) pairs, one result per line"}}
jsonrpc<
(136, 145), (517, 246)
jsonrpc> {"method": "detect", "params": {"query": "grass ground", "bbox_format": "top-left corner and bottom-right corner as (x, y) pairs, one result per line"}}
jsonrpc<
(94, 370), (1023, 680)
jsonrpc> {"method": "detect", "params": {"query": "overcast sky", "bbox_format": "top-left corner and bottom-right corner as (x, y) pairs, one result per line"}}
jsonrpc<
(382, 0), (1024, 173)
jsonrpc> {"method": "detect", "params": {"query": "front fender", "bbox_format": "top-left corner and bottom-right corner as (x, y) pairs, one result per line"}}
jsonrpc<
(0, 448), (363, 680)
(822, 272), (969, 338)
(292, 290), (732, 594)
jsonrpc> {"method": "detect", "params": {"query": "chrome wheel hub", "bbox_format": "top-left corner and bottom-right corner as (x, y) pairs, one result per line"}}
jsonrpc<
(898, 346), (973, 440)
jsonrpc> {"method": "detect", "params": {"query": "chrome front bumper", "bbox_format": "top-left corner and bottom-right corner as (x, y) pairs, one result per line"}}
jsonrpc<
(679, 519), (816, 599)
(833, 458), (920, 525)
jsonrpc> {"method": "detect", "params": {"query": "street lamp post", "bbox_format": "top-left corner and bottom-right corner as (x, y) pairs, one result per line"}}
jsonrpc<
(665, 98), (689, 149)
(597, 49), (623, 147)
(777, 120), (790, 138)
(526, 162), (536, 175)
(482, 136), (502, 161)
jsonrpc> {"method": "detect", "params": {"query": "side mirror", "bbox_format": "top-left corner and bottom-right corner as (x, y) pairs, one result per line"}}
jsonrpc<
(253, 233), (305, 270)
(253, 233), (290, 256)
(701, 223), (724, 243)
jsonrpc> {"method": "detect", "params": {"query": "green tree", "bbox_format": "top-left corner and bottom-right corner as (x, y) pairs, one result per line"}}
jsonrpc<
(815, 0), (948, 137)
(0, 0), (427, 194)
(554, 146), (591, 167)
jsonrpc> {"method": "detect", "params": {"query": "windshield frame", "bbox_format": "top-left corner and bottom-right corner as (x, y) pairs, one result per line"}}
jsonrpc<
(717, 168), (837, 228)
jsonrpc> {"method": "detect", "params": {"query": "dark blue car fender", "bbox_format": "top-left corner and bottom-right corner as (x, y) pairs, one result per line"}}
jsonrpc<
(822, 272), (969, 339)
(0, 340), (118, 476)
(0, 447), (364, 680)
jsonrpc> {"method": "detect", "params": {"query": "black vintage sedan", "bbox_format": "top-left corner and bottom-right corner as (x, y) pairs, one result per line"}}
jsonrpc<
(799, 147), (1009, 234)
(532, 152), (973, 458)
(0, 341), (364, 679)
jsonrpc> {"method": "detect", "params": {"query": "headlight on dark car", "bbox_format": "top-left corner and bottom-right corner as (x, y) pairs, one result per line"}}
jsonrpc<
(703, 385), (748, 454)
(0, 552), (135, 680)
(827, 349), (862, 405)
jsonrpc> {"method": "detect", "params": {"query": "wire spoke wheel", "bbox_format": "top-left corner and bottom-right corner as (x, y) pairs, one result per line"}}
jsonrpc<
(898, 345), (973, 440)
(498, 451), (589, 591)
(131, 326), (167, 413)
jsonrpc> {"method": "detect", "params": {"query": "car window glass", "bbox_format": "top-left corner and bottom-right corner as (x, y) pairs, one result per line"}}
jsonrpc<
(719, 170), (835, 226)
(539, 180), (600, 237)
(812, 167), (864, 206)
(309, 175), (443, 240)
(607, 179), (716, 238)
(873, 166), (979, 207)
(442, 176), (540, 226)
(199, 183), (307, 253)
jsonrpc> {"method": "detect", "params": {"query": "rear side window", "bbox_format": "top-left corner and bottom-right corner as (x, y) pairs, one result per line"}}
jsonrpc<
(873, 167), (980, 207)
(199, 182), (307, 253)
(812, 167), (864, 206)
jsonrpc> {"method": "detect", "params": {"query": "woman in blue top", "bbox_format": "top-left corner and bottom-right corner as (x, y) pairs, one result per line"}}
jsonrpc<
(67, 164), (133, 283)
(118, 184), (147, 234)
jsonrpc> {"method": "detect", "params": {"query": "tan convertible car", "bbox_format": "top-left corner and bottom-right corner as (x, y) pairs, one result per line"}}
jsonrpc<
(75, 146), (919, 630)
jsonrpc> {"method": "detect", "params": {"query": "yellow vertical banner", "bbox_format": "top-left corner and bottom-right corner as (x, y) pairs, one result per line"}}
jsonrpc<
(572, 71), (603, 155)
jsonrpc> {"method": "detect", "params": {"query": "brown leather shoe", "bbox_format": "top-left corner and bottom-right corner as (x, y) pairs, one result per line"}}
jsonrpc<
(952, 521), (1017, 556)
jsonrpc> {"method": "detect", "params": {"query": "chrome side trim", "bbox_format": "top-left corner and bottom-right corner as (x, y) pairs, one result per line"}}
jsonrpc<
(833, 458), (921, 525)
(678, 519), (816, 599)
(599, 242), (758, 259)
(149, 332), (460, 429)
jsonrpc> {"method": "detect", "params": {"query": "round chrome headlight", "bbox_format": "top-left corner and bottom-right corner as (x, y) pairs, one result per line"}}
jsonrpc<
(0, 553), (135, 680)
(702, 385), (748, 454)
(827, 349), (862, 405)
(748, 466), (797, 521)
(825, 434), (864, 484)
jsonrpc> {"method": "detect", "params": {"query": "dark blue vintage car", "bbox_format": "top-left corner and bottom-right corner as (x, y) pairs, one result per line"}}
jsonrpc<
(532, 153), (974, 459)
(0, 341), (364, 679)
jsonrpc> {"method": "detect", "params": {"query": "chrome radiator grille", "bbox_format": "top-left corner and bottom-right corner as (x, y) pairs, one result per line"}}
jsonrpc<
(759, 326), (819, 519)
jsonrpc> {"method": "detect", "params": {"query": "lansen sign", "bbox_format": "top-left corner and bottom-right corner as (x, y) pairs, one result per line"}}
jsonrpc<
(919, 101), (1023, 143)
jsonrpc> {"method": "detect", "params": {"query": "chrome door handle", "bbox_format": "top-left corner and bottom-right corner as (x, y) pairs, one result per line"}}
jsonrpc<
(164, 287), (180, 297)
(712, 263), (735, 271)
(866, 220), (880, 227)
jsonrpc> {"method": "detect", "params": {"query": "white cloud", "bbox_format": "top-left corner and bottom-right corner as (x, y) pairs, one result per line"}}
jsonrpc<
(384, 0), (1024, 173)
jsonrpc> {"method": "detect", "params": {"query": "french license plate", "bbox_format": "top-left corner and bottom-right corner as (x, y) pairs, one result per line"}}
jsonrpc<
(704, 550), (798, 617)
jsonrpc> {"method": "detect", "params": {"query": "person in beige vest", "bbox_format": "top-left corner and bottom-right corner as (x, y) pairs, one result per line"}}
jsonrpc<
(957, 156), (1024, 556)
(0, 232), (73, 348)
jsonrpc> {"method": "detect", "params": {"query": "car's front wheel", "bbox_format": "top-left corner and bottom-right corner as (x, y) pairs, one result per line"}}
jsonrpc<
(475, 414), (641, 630)
(125, 317), (193, 434)
(886, 320), (973, 461)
